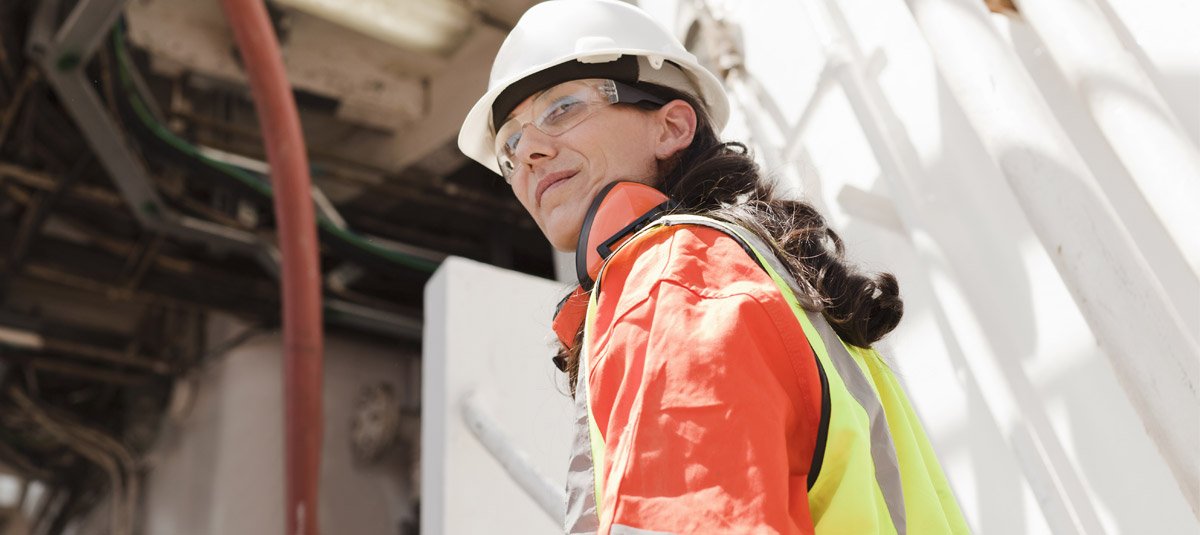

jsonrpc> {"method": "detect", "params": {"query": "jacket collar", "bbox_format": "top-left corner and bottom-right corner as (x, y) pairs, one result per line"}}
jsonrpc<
(551, 181), (671, 353)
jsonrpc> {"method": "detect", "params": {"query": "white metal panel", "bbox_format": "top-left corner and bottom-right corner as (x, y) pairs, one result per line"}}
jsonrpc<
(422, 258), (575, 534)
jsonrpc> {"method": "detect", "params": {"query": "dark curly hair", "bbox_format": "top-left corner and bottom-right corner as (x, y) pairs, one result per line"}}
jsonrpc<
(558, 85), (903, 393)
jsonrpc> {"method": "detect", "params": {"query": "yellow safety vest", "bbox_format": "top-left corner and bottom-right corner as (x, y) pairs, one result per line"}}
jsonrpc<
(565, 215), (969, 534)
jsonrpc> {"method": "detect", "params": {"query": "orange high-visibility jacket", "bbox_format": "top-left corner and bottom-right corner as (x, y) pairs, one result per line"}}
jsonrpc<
(558, 216), (968, 534)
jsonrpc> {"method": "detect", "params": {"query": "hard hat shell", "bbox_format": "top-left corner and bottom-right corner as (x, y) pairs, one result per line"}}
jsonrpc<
(458, 0), (730, 175)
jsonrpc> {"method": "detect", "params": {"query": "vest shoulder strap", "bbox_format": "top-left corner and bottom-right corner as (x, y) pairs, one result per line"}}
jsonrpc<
(597, 213), (832, 489)
(627, 215), (909, 531)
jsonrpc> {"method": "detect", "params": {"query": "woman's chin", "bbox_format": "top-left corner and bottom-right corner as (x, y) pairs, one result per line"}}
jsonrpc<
(547, 224), (583, 252)
(539, 206), (585, 252)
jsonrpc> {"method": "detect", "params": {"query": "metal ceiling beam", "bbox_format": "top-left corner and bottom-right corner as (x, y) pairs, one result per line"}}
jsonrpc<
(49, 0), (128, 71)
(27, 0), (269, 260)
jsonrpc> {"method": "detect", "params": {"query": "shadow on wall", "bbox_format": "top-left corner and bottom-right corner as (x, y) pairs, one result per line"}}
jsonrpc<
(927, 40), (1194, 532)
(1089, 0), (1200, 148)
(817, 3), (1188, 529)
(1003, 16), (1200, 330)
(716, 0), (1039, 529)
(1150, 71), (1198, 147)
(844, 48), (1039, 534)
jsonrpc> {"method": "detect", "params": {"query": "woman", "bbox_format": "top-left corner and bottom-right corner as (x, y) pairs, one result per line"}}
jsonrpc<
(458, 1), (968, 533)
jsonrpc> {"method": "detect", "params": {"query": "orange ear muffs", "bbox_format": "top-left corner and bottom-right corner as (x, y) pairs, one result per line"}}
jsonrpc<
(575, 181), (671, 291)
(551, 285), (588, 361)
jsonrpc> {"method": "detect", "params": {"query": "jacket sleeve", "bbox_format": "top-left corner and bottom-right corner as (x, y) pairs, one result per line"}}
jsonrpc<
(587, 278), (818, 535)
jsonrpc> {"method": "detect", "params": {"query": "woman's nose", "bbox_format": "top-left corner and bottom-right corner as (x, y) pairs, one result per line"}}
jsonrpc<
(515, 125), (557, 166)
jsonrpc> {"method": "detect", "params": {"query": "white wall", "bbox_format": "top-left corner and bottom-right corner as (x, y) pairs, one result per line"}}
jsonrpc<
(140, 316), (418, 534)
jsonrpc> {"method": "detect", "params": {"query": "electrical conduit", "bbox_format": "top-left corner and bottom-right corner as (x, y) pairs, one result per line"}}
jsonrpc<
(217, 2), (324, 534)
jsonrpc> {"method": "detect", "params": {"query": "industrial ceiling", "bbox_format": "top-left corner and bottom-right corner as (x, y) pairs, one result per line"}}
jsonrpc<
(0, 0), (547, 529)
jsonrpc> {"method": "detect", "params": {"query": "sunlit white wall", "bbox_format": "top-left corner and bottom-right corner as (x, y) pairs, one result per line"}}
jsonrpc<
(639, 0), (1198, 533)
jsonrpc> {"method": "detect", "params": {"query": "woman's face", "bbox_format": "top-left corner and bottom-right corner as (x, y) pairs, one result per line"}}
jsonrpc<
(501, 81), (695, 251)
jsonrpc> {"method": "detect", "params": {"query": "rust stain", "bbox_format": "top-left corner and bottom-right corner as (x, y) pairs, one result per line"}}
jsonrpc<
(985, 0), (1019, 15)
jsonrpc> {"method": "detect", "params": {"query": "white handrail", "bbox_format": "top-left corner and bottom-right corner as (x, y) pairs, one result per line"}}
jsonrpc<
(460, 392), (565, 527)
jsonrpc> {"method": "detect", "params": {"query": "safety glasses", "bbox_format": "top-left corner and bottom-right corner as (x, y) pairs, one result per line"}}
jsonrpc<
(493, 78), (667, 182)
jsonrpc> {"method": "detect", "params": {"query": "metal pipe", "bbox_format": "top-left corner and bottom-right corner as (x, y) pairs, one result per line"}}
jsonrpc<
(11, 256), (422, 343)
(29, 17), (164, 227)
(0, 68), (38, 149)
(0, 325), (43, 350)
(179, 116), (526, 216)
(5, 155), (90, 283)
(324, 298), (422, 341)
(0, 321), (171, 374)
(194, 144), (351, 231)
(460, 392), (565, 526)
(903, 0), (1200, 516)
(0, 162), (125, 208)
(48, 0), (127, 69)
(23, 357), (151, 386)
(217, 3), (324, 535)
(0, 438), (53, 481)
(11, 394), (121, 534)
(41, 337), (172, 374)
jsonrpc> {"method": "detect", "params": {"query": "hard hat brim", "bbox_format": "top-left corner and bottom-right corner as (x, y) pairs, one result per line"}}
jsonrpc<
(458, 50), (730, 176)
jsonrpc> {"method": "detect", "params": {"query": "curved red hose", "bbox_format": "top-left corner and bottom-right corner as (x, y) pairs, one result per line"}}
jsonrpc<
(218, 2), (324, 534)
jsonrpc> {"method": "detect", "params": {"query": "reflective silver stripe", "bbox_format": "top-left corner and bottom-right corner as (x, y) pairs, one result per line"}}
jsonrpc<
(809, 313), (907, 534)
(649, 215), (908, 534)
(611, 525), (677, 535)
(564, 364), (600, 534)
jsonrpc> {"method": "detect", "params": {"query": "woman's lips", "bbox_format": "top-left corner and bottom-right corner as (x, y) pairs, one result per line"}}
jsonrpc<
(535, 170), (578, 206)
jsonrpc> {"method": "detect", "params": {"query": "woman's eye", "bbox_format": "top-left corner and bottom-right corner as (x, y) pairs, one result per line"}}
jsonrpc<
(504, 131), (522, 153)
(542, 99), (583, 125)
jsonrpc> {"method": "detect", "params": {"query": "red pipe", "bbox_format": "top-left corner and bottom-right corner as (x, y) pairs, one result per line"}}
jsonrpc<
(218, 2), (324, 535)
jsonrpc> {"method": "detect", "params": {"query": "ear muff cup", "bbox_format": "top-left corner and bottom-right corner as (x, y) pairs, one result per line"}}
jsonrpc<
(575, 181), (671, 290)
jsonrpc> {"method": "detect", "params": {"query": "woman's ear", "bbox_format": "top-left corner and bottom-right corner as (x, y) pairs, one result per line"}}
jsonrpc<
(654, 100), (698, 160)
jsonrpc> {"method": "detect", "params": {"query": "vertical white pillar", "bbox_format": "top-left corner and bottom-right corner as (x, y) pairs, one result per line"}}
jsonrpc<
(1014, 0), (1200, 312)
(903, 0), (1199, 517)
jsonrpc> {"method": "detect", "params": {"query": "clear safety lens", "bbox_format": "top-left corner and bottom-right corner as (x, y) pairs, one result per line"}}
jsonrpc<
(494, 79), (621, 182)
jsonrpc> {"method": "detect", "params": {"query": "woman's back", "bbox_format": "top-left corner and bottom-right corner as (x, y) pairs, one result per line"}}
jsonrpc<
(573, 221), (968, 533)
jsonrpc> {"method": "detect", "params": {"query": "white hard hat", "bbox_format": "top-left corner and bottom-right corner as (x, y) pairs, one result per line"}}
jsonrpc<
(457, 0), (730, 175)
